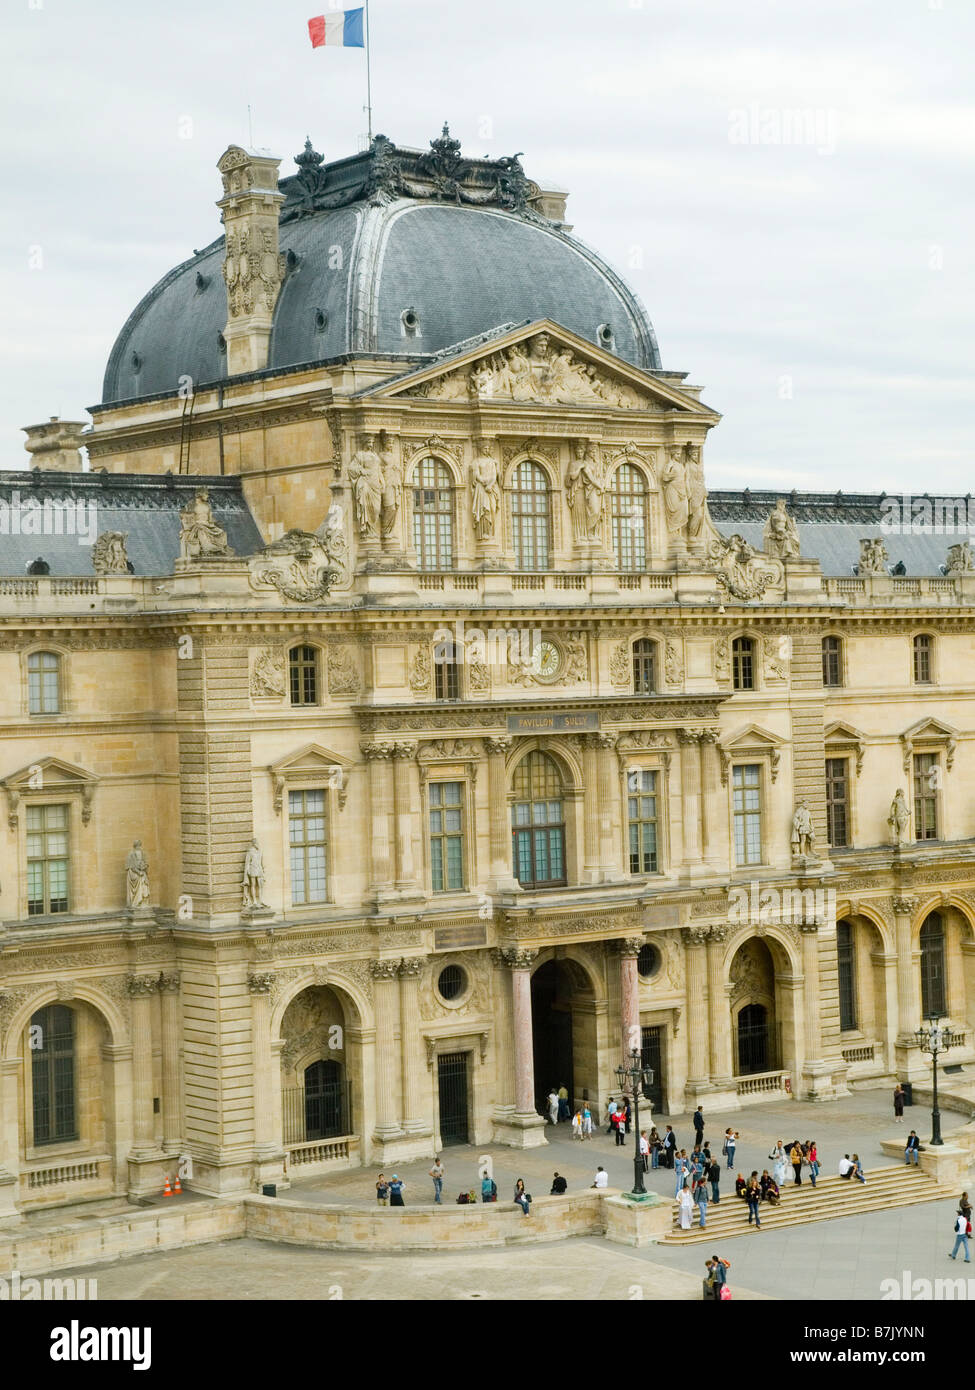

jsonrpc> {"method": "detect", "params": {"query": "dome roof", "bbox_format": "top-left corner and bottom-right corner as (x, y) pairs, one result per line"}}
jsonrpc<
(101, 132), (662, 405)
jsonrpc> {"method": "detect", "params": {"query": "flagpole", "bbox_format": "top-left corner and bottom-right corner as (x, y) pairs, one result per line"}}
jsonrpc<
(364, 0), (373, 142)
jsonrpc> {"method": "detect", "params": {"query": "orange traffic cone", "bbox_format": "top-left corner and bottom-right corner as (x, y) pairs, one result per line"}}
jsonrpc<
(163, 1176), (173, 1197)
(174, 1176), (182, 1195)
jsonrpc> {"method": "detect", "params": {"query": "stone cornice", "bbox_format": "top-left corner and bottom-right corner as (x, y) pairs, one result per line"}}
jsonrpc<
(358, 692), (728, 735)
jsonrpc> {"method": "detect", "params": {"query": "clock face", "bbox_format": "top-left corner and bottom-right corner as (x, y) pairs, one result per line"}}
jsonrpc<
(532, 639), (562, 682)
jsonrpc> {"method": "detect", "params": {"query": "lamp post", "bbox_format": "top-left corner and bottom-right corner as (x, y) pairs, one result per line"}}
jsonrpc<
(615, 1047), (655, 1196)
(913, 1016), (958, 1147)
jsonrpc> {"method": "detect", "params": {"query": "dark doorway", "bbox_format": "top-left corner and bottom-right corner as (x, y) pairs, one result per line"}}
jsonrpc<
(437, 1052), (470, 1146)
(304, 1059), (343, 1139)
(640, 1025), (665, 1112)
(530, 958), (576, 1114)
(735, 1003), (773, 1075)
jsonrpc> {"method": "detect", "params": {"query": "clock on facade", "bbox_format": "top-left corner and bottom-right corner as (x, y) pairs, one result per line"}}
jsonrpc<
(531, 638), (563, 683)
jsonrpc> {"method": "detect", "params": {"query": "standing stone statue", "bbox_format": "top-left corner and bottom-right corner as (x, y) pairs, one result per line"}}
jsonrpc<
(469, 439), (501, 540)
(92, 531), (131, 575)
(378, 431), (401, 539)
(125, 840), (151, 908)
(888, 789), (911, 846)
(858, 537), (889, 574)
(242, 838), (267, 910)
(661, 446), (689, 541)
(179, 489), (231, 559)
(347, 434), (384, 540)
(763, 497), (801, 559)
(946, 541), (975, 573)
(684, 443), (709, 548)
(565, 439), (605, 542)
(791, 800), (815, 858)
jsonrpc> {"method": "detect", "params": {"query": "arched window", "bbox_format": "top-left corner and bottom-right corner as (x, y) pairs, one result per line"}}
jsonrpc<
(412, 458), (454, 570)
(28, 651), (61, 714)
(732, 636), (755, 691)
(611, 464), (648, 570)
(511, 751), (566, 887)
(837, 920), (857, 1031)
(913, 633), (933, 684)
(822, 635), (843, 687)
(289, 644), (319, 706)
(632, 638), (657, 694)
(31, 1004), (77, 1144)
(304, 1058), (344, 1140)
(510, 461), (551, 571)
(920, 913), (946, 1018)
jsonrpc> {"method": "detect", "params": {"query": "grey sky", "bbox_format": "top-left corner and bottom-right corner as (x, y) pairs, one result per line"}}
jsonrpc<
(3, 0), (973, 490)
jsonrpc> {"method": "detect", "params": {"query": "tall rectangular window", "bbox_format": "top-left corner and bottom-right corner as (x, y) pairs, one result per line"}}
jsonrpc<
(434, 643), (461, 700)
(429, 782), (465, 892)
(27, 804), (69, 915)
(822, 636), (842, 687)
(825, 757), (850, 848)
(289, 789), (328, 905)
(732, 764), (762, 866)
(913, 753), (939, 840)
(913, 634), (932, 685)
(836, 921), (857, 1032)
(289, 646), (319, 706)
(28, 651), (61, 714)
(628, 770), (659, 874)
(632, 639), (656, 695)
(31, 1005), (77, 1145)
(732, 637), (754, 691)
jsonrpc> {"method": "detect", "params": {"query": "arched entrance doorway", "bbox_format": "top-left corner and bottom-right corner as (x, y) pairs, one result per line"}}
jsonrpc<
(530, 957), (595, 1115)
(279, 985), (356, 1148)
(729, 938), (780, 1075)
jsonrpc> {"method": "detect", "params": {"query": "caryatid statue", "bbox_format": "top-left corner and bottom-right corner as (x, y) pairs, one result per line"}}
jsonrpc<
(125, 840), (151, 908)
(377, 431), (401, 539)
(684, 443), (709, 548)
(242, 838), (268, 910)
(791, 800), (815, 858)
(763, 497), (801, 559)
(661, 445), (689, 541)
(470, 439), (501, 540)
(346, 434), (385, 540)
(888, 789), (911, 846)
(179, 489), (231, 560)
(565, 439), (605, 542)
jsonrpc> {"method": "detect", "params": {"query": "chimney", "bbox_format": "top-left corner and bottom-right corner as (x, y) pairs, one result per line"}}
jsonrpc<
(216, 145), (286, 375)
(535, 185), (571, 229)
(23, 417), (87, 471)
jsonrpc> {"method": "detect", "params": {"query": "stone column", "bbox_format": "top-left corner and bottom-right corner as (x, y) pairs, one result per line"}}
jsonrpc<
(158, 973), (182, 1153)
(398, 958), (427, 1135)
(682, 927), (709, 1093)
(362, 742), (395, 900)
(485, 737), (520, 894)
(126, 976), (159, 1158)
(0, 1055), (21, 1223)
(705, 925), (733, 1088)
(597, 733), (622, 879)
(391, 741), (419, 892)
(617, 938), (644, 1064)
(248, 973), (277, 1159)
(581, 736), (601, 884)
(799, 923), (831, 1098)
(677, 731), (702, 868)
(370, 960), (402, 1143)
(778, 973), (805, 1087)
(496, 948), (546, 1147)
(490, 949), (516, 1129)
(893, 896), (921, 1040)
(698, 730), (721, 868)
(873, 949), (900, 1075)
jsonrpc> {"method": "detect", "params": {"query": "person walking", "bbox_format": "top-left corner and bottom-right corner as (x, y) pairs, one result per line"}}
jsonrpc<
(606, 1097), (618, 1135)
(708, 1155), (721, 1204)
(623, 1095), (632, 1134)
(724, 1128), (738, 1171)
(790, 1140), (803, 1186)
(429, 1156), (445, 1204)
(693, 1106), (705, 1149)
(389, 1174), (405, 1207)
(905, 1131), (920, 1165)
(513, 1178), (531, 1215)
(694, 1176), (710, 1228)
(706, 1254), (730, 1301)
(663, 1125), (677, 1169)
(674, 1150), (689, 1200)
(771, 1140), (789, 1187)
(950, 1209), (972, 1263)
(959, 1192), (972, 1224)
(613, 1107), (627, 1147)
(678, 1183), (694, 1230)
(571, 1108), (583, 1140)
(558, 1083), (570, 1122)
(547, 1089), (560, 1126)
(582, 1103), (593, 1139)
(746, 1174), (762, 1229)
(376, 1173), (389, 1206)
(893, 1083), (905, 1123)
(807, 1141), (820, 1188)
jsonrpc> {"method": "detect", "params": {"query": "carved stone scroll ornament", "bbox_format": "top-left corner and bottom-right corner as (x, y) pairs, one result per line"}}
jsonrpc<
(250, 530), (340, 602)
(706, 533), (783, 600)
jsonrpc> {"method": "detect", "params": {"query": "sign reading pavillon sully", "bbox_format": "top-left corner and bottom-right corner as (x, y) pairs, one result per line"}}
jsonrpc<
(507, 711), (600, 733)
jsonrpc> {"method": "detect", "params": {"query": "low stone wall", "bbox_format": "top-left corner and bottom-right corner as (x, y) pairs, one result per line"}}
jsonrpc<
(0, 1199), (246, 1278)
(243, 1189), (673, 1252)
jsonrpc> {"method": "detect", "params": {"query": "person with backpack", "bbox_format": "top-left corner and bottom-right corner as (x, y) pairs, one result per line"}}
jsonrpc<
(705, 1255), (730, 1301)
(950, 1208), (972, 1262)
(481, 1172), (498, 1203)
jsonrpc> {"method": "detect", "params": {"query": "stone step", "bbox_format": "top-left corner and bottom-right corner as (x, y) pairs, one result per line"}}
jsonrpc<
(662, 1168), (954, 1244)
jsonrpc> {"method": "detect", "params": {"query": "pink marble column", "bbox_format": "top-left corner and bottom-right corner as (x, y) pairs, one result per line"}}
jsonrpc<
(618, 938), (644, 1064)
(506, 949), (537, 1115)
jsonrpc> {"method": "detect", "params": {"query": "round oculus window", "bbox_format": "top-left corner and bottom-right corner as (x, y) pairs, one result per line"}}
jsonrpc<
(637, 944), (661, 980)
(437, 965), (466, 1001)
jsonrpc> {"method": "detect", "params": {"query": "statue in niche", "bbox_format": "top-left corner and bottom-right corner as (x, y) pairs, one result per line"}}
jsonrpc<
(763, 497), (801, 559)
(242, 839), (268, 910)
(125, 840), (151, 908)
(347, 434), (385, 540)
(790, 800), (815, 859)
(179, 489), (231, 559)
(888, 789), (911, 846)
(565, 440), (605, 542)
(470, 440), (501, 540)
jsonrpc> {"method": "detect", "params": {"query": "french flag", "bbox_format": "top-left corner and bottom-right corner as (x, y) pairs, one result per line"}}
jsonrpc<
(308, 8), (365, 48)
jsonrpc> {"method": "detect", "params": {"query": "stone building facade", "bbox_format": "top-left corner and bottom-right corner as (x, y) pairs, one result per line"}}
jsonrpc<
(2, 129), (974, 1217)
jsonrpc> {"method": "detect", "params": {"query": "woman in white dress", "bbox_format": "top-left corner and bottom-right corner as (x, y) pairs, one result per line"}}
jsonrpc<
(678, 1185), (695, 1230)
(771, 1140), (789, 1187)
(571, 1110), (583, 1140)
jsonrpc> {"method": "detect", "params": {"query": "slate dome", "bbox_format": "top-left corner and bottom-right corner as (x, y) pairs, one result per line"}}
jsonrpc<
(102, 130), (662, 405)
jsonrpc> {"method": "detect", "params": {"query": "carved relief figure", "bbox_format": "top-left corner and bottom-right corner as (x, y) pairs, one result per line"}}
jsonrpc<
(564, 635), (588, 683)
(660, 447), (689, 538)
(92, 531), (131, 575)
(888, 788), (911, 846)
(565, 440), (605, 542)
(328, 645), (361, 695)
(470, 439), (501, 540)
(251, 648), (286, 699)
(242, 839), (268, 910)
(179, 489), (231, 560)
(125, 840), (151, 908)
(791, 800), (815, 858)
(347, 434), (385, 539)
(421, 335), (647, 408)
(858, 537), (889, 574)
(763, 497), (801, 559)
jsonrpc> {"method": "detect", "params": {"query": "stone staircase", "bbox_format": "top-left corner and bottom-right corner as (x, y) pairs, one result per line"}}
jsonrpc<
(662, 1165), (955, 1244)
